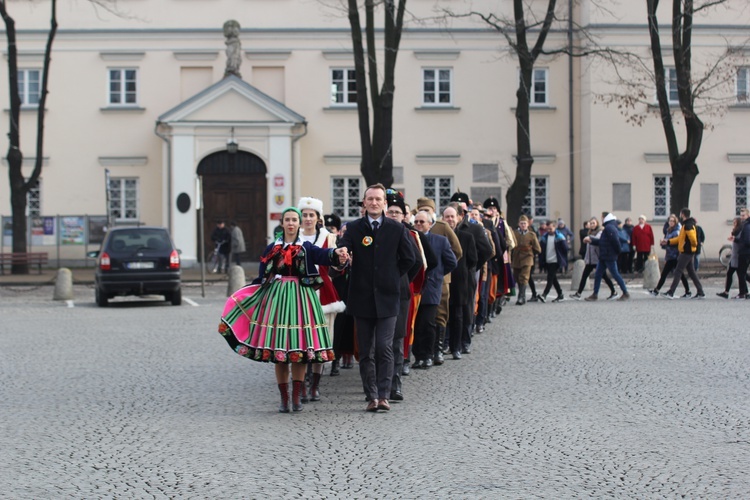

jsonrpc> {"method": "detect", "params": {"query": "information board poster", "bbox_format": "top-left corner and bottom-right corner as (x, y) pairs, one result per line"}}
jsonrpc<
(88, 216), (108, 245)
(60, 216), (85, 245)
(31, 216), (56, 246)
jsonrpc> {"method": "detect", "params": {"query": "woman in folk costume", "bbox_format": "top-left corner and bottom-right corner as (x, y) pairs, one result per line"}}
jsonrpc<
(297, 197), (346, 402)
(218, 207), (348, 413)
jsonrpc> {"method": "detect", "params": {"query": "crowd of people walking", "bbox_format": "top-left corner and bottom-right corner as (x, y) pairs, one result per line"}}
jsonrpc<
(217, 186), (750, 413)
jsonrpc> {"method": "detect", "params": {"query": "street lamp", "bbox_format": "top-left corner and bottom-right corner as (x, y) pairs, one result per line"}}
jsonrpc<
(226, 126), (238, 154)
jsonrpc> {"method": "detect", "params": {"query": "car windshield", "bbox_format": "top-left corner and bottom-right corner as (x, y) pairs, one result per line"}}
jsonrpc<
(108, 229), (171, 253)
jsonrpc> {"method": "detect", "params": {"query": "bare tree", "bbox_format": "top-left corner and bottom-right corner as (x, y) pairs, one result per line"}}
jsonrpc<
(443, 1), (600, 226)
(346, 0), (407, 187)
(1, 0), (121, 274)
(1, 0), (57, 274)
(597, 0), (745, 216)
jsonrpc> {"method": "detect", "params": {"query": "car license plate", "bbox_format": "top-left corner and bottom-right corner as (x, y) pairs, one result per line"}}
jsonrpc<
(127, 261), (155, 270)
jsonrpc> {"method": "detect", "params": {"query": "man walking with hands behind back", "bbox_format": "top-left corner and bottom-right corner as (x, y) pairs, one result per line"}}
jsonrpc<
(337, 184), (417, 412)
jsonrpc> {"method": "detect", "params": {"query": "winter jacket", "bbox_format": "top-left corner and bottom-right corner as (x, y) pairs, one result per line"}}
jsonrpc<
(667, 217), (698, 255)
(584, 229), (604, 265)
(631, 223), (655, 252)
(538, 229), (569, 270)
(618, 227), (630, 253)
(661, 224), (681, 261)
(588, 219), (621, 262)
(737, 218), (750, 257)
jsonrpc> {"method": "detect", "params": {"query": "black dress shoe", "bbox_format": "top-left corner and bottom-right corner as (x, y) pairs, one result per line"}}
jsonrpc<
(462, 347), (471, 354)
(412, 359), (425, 369)
(330, 360), (340, 377)
(390, 391), (404, 401)
(452, 351), (462, 360)
(424, 358), (433, 368)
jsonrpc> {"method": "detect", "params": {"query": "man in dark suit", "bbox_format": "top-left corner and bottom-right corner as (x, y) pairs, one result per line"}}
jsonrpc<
(337, 184), (417, 412)
(442, 205), (478, 359)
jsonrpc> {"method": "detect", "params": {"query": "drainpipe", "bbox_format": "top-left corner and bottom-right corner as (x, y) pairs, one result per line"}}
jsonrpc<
(568, 0), (575, 254)
(154, 121), (173, 233)
(290, 121), (308, 205)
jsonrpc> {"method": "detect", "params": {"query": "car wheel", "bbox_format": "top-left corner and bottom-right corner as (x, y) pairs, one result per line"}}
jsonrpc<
(95, 287), (109, 307)
(169, 288), (182, 306)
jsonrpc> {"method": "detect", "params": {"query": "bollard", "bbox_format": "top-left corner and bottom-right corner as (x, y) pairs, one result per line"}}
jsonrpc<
(53, 268), (74, 301)
(570, 259), (585, 291)
(643, 256), (660, 291)
(227, 265), (246, 297)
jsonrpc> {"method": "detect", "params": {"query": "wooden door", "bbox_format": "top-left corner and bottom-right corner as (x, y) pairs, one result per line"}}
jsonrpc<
(198, 151), (267, 260)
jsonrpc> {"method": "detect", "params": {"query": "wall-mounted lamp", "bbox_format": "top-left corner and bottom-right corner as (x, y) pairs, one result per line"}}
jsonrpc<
(227, 127), (238, 154)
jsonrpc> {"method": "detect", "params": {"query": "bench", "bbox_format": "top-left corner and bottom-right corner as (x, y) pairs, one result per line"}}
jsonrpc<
(0, 252), (49, 274)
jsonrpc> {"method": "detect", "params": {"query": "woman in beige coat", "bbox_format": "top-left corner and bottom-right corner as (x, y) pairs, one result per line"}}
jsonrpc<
(512, 215), (541, 305)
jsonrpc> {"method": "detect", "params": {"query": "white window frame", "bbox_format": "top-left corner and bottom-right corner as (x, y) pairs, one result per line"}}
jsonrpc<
(422, 176), (453, 214)
(108, 68), (138, 106)
(736, 175), (748, 216)
(330, 68), (357, 106)
(736, 67), (749, 103)
(331, 176), (363, 220)
(530, 68), (549, 106)
(654, 175), (673, 218)
(18, 68), (41, 107)
(109, 177), (139, 222)
(26, 178), (41, 218)
(522, 176), (549, 219)
(422, 68), (453, 106)
(666, 67), (679, 105)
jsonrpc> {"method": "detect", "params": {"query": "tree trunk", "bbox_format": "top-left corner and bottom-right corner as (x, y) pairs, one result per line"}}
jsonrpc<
(506, 58), (535, 226)
(671, 157), (699, 215)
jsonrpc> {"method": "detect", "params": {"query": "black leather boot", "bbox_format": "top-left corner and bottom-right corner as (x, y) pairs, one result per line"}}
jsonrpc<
(292, 380), (304, 411)
(310, 373), (321, 401)
(277, 383), (290, 413)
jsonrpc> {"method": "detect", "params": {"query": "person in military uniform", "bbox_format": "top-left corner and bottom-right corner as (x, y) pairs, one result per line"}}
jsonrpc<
(512, 215), (541, 305)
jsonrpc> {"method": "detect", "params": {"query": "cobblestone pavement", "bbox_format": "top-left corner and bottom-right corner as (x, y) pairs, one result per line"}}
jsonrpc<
(1, 280), (748, 498)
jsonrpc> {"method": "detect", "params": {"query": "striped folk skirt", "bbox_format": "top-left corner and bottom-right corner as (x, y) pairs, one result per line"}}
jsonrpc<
(219, 276), (335, 363)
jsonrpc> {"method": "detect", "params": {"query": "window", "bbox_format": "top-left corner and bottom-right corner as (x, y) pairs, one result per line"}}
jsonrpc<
(737, 176), (748, 216)
(18, 69), (41, 106)
(422, 68), (452, 105)
(109, 178), (139, 221)
(423, 176), (453, 213)
(654, 175), (673, 218)
(330, 68), (357, 105)
(27, 179), (41, 218)
(666, 68), (679, 104)
(522, 177), (548, 219)
(108, 68), (138, 106)
(331, 177), (363, 219)
(737, 68), (749, 103)
(531, 68), (548, 105)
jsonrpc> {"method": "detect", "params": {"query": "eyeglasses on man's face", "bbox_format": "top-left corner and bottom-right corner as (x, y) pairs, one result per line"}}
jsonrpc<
(386, 210), (403, 216)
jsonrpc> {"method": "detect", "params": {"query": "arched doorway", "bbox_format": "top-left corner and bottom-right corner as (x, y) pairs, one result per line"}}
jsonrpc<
(197, 150), (267, 260)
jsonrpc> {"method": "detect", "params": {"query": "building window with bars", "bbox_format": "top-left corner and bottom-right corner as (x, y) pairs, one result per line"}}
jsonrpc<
(654, 175), (672, 218)
(666, 68), (679, 104)
(522, 177), (549, 219)
(330, 68), (357, 105)
(18, 69), (41, 107)
(737, 68), (749, 103)
(109, 178), (139, 221)
(331, 177), (363, 219)
(422, 176), (453, 213)
(108, 68), (138, 106)
(737, 175), (748, 216)
(531, 68), (548, 105)
(422, 68), (452, 106)
(27, 179), (41, 218)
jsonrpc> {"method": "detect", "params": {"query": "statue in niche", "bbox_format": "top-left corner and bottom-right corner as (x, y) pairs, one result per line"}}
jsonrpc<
(223, 20), (242, 78)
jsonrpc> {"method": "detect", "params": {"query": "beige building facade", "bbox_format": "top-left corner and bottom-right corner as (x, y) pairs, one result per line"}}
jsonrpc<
(1, 0), (748, 265)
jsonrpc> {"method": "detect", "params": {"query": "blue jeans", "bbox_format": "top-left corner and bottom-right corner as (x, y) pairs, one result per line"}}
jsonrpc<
(593, 260), (628, 295)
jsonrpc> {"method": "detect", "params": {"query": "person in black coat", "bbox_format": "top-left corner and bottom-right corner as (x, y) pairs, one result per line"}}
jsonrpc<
(442, 205), (477, 359)
(337, 184), (417, 412)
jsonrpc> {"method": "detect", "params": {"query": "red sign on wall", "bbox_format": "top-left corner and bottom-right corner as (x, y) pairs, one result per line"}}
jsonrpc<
(273, 175), (285, 189)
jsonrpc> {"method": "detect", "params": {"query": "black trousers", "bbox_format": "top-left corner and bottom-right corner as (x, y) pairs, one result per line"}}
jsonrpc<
(447, 302), (464, 354)
(355, 316), (397, 400)
(542, 262), (563, 298)
(738, 254), (750, 296)
(392, 296), (410, 392)
(412, 304), (437, 362)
